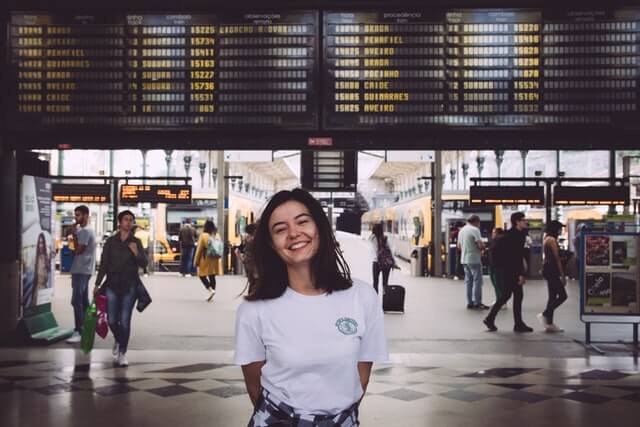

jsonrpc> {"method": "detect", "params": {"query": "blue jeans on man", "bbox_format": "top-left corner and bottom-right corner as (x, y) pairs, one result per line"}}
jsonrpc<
(180, 245), (195, 276)
(463, 263), (484, 307)
(71, 274), (91, 332)
(106, 285), (136, 354)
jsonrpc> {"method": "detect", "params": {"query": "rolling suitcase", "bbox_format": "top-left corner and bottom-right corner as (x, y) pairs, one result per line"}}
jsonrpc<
(383, 285), (405, 313)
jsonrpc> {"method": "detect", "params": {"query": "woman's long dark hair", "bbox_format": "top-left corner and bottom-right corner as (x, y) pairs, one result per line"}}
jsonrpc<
(372, 223), (385, 247)
(204, 220), (216, 235)
(545, 221), (563, 239)
(244, 188), (352, 301)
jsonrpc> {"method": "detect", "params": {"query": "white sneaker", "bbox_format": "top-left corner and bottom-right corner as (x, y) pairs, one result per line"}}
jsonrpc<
(66, 331), (81, 344)
(546, 324), (564, 333)
(207, 289), (216, 302)
(537, 313), (550, 327)
(112, 342), (120, 358)
(117, 352), (129, 367)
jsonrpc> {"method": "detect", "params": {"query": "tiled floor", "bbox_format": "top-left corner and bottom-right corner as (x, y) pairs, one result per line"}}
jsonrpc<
(2, 232), (639, 426)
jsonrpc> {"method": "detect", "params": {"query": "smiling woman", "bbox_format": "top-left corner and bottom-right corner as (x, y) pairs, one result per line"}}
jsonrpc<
(235, 188), (388, 426)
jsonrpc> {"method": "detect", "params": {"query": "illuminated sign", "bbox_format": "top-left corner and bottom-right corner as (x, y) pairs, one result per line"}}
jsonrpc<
(301, 151), (357, 192)
(470, 185), (545, 205)
(51, 183), (111, 203)
(553, 186), (629, 206)
(9, 12), (318, 130)
(120, 184), (192, 204)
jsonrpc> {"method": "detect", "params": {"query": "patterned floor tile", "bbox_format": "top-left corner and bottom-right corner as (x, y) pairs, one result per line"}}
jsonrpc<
(439, 389), (487, 402)
(0, 361), (40, 369)
(621, 393), (640, 402)
(379, 388), (429, 402)
(403, 383), (457, 395)
(32, 383), (78, 395)
(130, 379), (176, 390)
(146, 385), (197, 397)
(461, 368), (540, 378)
(464, 384), (511, 396)
(561, 391), (612, 404)
(163, 378), (207, 385)
(93, 383), (137, 396)
(372, 366), (435, 376)
(488, 383), (533, 390)
(499, 390), (551, 403)
(104, 377), (146, 383)
(582, 386), (637, 398)
(204, 386), (247, 398)
(0, 382), (17, 393)
(365, 381), (406, 394)
(147, 363), (230, 374)
(569, 369), (631, 381)
(175, 379), (229, 391)
(521, 385), (574, 397)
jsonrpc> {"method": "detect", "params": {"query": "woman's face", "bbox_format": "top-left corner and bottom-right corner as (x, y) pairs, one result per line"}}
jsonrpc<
(37, 236), (46, 251)
(268, 200), (319, 268)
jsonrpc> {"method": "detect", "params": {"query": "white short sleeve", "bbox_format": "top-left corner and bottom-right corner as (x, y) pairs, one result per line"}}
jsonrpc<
(472, 227), (482, 243)
(358, 285), (389, 363)
(234, 301), (266, 365)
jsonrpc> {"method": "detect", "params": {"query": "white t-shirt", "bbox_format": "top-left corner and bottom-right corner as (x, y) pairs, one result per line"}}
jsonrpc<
(458, 224), (482, 265)
(234, 279), (388, 415)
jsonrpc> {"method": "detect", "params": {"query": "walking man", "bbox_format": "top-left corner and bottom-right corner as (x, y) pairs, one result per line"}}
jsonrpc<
(483, 212), (534, 333)
(458, 215), (489, 309)
(66, 205), (96, 344)
(179, 218), (196, 277)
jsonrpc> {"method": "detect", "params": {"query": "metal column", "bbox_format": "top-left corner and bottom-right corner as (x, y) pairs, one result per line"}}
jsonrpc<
(432, 150), (443, 277)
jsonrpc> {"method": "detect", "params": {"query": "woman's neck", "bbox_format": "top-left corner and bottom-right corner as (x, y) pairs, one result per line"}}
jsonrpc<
(287, 264), (324, 295)
(119, 230), (130, 241)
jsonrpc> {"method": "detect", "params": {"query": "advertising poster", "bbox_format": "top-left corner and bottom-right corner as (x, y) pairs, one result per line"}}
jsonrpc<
(611, 273), (638, 311)
(21, 175), (55, 313)
(585, 235), (610, 266)
(585, 272), (611, 307)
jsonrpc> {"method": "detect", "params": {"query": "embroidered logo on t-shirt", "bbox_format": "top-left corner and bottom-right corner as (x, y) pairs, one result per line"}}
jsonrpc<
(335, 317), (358, 335)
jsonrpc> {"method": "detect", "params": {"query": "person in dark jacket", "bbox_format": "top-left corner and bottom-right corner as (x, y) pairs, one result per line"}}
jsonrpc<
(483, 212), (533, 333)
(94, 210), (148, 367)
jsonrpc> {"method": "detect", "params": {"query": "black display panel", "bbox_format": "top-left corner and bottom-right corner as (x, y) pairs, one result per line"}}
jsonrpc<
(470, 185), (545, 205)
(300, 150), (357, 192)
(51, 183), (111, 203)
(9, 11), (318, 129)
(541, 9), (640, 126)
(120, 184), (192, 203)
(554, 186), (629, 206)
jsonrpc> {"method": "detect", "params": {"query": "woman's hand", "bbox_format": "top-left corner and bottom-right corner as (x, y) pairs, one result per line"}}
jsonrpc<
(93, 286), (101, 297)
(128, 242), (138, 256)
(560, 276), (567, 286)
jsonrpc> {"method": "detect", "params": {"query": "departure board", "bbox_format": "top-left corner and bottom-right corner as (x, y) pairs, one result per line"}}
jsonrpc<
(9, 12), (318, 129)
(120, 184), (192, 203)
(324, 12), (446, 128)
(446, 10), (542, 126)
(542, 9), (640, 125)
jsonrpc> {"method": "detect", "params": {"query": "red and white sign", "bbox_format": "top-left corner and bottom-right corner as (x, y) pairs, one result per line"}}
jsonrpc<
(308, 137), (333, 147)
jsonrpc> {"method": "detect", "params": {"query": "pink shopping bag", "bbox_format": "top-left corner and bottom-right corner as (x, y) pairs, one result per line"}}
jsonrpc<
(95, 293), (109, 339)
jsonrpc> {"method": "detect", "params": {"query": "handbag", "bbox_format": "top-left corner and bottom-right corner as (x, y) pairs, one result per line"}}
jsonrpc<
(80, 300), (97, 354)
(95, 293), (108, 339)
(136, 279), (152, 313)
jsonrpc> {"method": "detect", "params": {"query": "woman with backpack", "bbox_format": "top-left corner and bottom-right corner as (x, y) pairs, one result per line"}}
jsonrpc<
(194, 220), (222, 302)
(369, 223), (395, 294)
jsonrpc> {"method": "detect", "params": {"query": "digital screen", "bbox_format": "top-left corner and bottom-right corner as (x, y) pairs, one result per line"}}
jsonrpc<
(301, 150), (357, 192)
(51, 183), (111, 203)
(9, 12), (318, 129)
(120, 184), (192, 203)
(553, 186), (629, 205)
(470, 185), (545, 205)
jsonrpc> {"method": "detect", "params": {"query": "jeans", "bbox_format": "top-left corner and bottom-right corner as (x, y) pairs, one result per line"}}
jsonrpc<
(543, 270), (568, 324)
(486, 269), (524, 326)
(372, 261), (390, 294)
(106, 285), (136, 354)
(463, 263), (483, 305)
(180, 245), (195, 275)
(71, 274), (91, 332)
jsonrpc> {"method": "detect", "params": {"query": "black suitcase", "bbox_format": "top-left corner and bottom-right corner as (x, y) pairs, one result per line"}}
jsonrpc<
(383, 285), (405, 313)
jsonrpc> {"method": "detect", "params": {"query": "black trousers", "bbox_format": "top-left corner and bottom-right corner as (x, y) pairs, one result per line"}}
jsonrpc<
(542, 270), (567, 324)
(372, 262), (390, 294)
(486, 268), (524, 326)
(199, 275), (217, 290)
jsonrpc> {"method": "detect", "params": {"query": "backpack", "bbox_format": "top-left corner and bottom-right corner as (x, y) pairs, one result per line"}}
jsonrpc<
(377, 237), (395, 270)
(206, 235), (223, 258)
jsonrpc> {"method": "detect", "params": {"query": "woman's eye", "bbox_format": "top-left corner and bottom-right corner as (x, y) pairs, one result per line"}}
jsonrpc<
(274, 228), (286, 234)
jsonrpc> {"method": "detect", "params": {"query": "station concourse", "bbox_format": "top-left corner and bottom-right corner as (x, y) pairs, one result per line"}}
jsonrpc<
(2, 0), (640, 426)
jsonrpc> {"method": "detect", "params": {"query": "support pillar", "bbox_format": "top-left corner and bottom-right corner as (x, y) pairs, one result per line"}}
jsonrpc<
(432, 150), (443, 277)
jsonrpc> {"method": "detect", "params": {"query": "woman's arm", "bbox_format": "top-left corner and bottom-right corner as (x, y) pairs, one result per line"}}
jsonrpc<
(357, 361), (373, 401)
(194, 234), (204, 267)
(241, 361), (266, 406)
(549, 237), (565, 279)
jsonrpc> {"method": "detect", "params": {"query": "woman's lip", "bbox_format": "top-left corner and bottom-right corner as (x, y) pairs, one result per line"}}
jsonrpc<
(288, 241), (310, 250)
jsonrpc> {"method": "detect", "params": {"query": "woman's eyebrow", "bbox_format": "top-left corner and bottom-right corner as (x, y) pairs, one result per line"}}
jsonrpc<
(270, 213), (311, 230)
